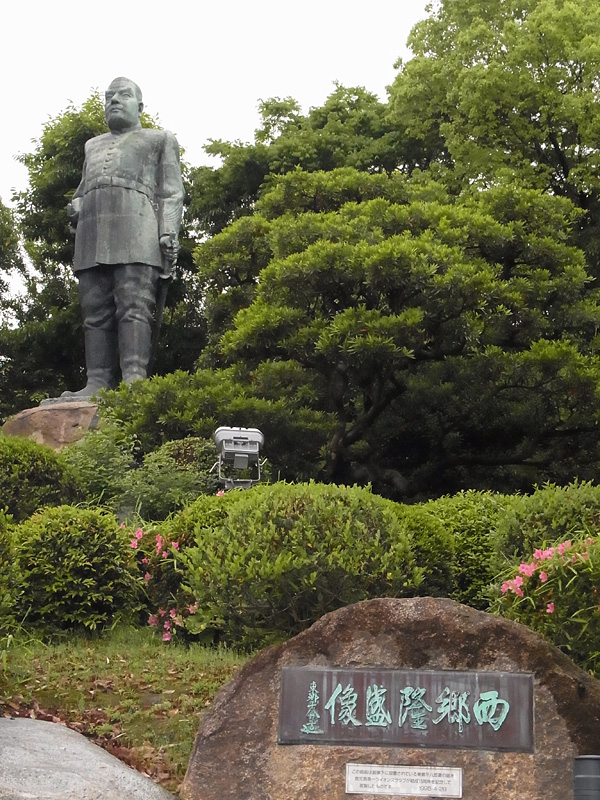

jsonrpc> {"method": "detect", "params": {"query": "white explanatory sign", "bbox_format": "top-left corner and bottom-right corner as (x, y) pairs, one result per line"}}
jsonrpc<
(346, 763), (462, 797)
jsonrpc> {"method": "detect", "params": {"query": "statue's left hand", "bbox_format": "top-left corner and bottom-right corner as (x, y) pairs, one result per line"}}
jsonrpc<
(159, 234), (179, 264)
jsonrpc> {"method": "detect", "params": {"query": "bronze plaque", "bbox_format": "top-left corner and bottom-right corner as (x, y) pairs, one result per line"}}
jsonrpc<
(278, 667), (533, 752)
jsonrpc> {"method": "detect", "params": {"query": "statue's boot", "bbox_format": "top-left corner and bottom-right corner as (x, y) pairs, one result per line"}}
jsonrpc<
(119, 319), (152, 386)
(61, 329), (118, 400)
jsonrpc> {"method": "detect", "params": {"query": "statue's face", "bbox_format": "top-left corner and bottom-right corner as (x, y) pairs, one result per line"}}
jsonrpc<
(105, 79), (142, 132)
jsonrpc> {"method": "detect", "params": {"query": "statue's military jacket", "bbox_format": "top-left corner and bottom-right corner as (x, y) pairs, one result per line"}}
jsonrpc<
(71, 127), (184, 274)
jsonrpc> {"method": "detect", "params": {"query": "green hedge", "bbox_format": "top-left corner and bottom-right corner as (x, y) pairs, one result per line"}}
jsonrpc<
(63, 430), (221, 520)
(0, 511), (19, 637)
(126, 495), (240, 641)
(0, 435), (81, 521)
(61, 424), (136, 504)
(115, 437), (220, 520)
(14, 505), (141, 632)
(391, 504), (455, 598)
(423, 490), (515, 609)
(492, 481), (600, 568)
(173, 482), (423, 647)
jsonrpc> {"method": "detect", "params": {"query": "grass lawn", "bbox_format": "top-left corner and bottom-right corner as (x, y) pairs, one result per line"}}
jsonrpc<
(0, 625), (248, 794)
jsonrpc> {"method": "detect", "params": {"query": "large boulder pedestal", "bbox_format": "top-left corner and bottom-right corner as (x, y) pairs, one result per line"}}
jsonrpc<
(1, 401), (98, 450)
(182, 597), (600, 800)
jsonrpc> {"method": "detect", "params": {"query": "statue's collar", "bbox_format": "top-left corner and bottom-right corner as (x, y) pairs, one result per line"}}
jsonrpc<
(108, 123), (143, 136)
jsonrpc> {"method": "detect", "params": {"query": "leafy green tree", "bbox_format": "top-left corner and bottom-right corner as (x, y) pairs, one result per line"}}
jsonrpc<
(0, 201), (27, 419)
(0, 199), (24, 301)
(194, 167), (600, 498)
(0, 279), (85, 419)
(388, 0), (600, 270)
(188, 83), (433, 239)
(182, 0), (600, 495)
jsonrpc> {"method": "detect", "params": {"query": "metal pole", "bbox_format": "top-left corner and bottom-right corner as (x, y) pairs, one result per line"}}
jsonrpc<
(574, 756), (600, 799)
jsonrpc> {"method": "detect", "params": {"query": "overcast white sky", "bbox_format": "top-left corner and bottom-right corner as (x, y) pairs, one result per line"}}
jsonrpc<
(1, 0), (431, 206)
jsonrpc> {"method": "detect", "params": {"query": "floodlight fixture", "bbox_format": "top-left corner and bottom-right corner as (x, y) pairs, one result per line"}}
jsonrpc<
(213, 426), (265, 490)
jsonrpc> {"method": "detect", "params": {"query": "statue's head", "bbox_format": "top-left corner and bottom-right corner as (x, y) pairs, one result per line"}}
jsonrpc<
(105, 77), (143, 132)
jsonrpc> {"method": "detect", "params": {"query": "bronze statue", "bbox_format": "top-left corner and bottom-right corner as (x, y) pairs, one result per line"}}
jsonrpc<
(61, 76), (185, 399)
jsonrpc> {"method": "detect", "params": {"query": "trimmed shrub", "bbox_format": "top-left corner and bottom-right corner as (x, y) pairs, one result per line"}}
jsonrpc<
(492, 481), (600, 568)
(63, 430), (222, 521)
(0, 510), (19, 637)
(124, 495), (240, 643)
(178, 481), (422, 648)
(156, 491), (238, 545)
(424, 490), (515, 609)
(14, 505), (141, 632)
(493, 529), (600, 676)
(97, 368), (332, 484)
(61, 424), (136, 503)
(115, 437), (220, 520)
(391, 504), (455, 598)
(0, 435), (81, 521)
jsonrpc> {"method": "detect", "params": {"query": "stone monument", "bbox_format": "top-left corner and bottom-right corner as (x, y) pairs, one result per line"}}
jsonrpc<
(181, 597), (600, 800)
(60, 76), (185, 400)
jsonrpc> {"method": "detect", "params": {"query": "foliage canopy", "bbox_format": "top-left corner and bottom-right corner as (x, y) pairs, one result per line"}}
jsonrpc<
(6, 0), (600, 499)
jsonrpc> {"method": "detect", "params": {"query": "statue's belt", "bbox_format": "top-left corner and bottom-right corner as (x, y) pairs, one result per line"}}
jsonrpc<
(83, 176), (155, 201)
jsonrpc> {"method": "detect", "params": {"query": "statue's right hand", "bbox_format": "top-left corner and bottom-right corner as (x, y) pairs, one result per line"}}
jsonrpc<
(66, 202), (79, 230)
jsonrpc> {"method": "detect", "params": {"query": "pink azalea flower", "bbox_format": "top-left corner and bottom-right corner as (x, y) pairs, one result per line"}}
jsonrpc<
(216, 490), (225, 496)
(533, 549), (544, 560)
(144, 572), (151, 582)
(148, 614), (158, 627)
(172, 541), (180, 551)
(164, 620), (171, 630)
(188, 602), (198, 614)
(158, 608), (166, 617)
(518, 562), (537, 577)
(141, 557), (148, 564)
(539, 571), (548, 583)
(169, 608), (177, 618)
(162, 551), (168, 558)
(542, 548), (555, 560)
(135, 528), (144, 539)
(162, 631), (171, 642)
(120, 523), (126, 529)
(501, 582), (510, 595)
(130, 539), (138, 549)
(546, 602), (554, 614)
(501, 576), (526, 596)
